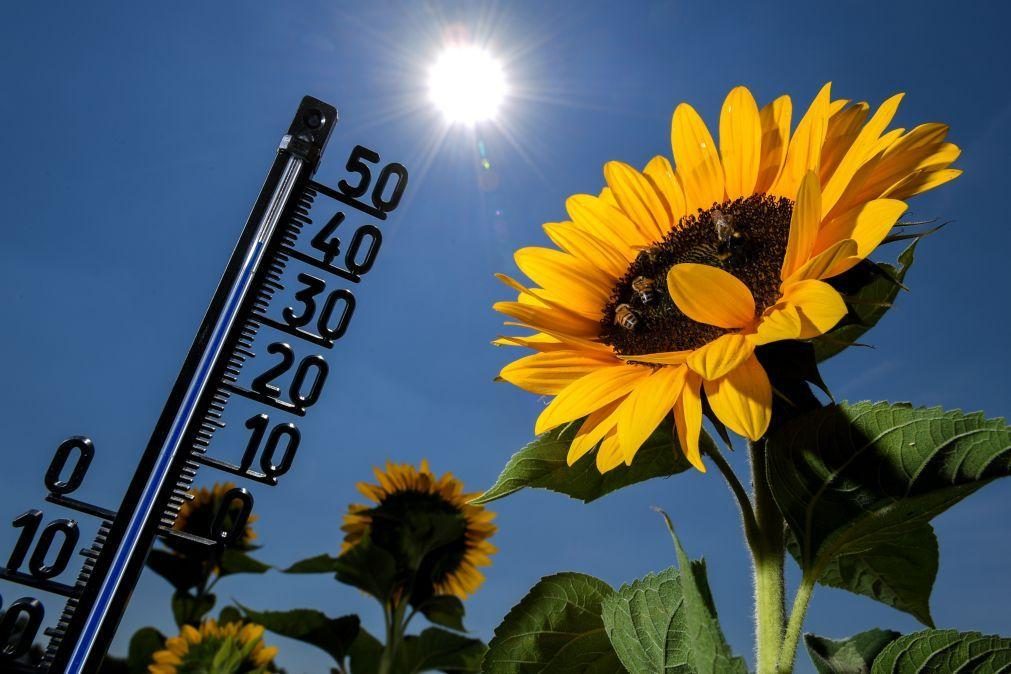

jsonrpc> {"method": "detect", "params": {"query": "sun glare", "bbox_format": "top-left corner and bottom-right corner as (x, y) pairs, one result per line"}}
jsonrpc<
(428, 45), (507, 124)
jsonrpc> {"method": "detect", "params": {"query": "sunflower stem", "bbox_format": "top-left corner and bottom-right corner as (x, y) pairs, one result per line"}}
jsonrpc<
(750, 440), (785, 674)
(778, 573), (815, 673)
(706, 445), (759, 549)
(378, 598), (408, 674)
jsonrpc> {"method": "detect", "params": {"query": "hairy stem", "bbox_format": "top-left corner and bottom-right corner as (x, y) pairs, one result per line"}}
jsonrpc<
(750, 441), (785, 674)
(378, 599), (407, 674)
(778, 575), (816, 673)
(706, 445), (759, 549)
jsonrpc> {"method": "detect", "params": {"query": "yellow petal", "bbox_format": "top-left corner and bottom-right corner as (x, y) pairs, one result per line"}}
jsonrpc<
(751, 304), (801, 345)
(772, 82), (831, 198)
(780, 280), (848, 339)
(565, 193), (645, 255)
(686, 333), (754, 380)
(781, 171), (822, 278)
(755, 95), (792, 193)
(667, 263), (756, 328)
(887, 167), (962, 200)
(814, 198), (907, 266)
(673, 372), (706, 472)
(719, 86), (762, 200)
(820, 102), (869, 180)
(604, 161), (669, 240)
(499, 351), (617, 396)
(494, 300), (600, 339)
(703, 355), (772, 440)
(543, 221), (629, 279)
(785, 238), (859, 283)
(616, 350), (691, 366)
(671, 102), (725, 211)
(820, 93), (904, 216)
(617, 366), (687, 462)
(493, 332), (567, 352)
(643, 155), (687, 223)
(514, 247), (614, 304)
(596, 429), (625, 473)
(567, 399), (622, 465)
(535, 365), (649, 434)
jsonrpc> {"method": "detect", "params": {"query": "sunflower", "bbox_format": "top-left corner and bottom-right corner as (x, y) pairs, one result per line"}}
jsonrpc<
(148, 619), (278, 674)
(172, 482), (258, 550)
(341, 460), (497, 600)
(495, 83), (960, 473)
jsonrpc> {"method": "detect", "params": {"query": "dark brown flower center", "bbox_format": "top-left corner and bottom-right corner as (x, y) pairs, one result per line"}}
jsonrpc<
(600, 194), (793, 356)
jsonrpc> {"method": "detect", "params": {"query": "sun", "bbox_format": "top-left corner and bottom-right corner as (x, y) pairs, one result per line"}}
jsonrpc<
(427, 45), (507, 124)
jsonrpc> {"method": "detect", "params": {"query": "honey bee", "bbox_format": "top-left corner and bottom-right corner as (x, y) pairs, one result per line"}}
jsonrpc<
(712, 209), (746, 264)
(631, 276), (656, 303)
(614, 303), (638, 330)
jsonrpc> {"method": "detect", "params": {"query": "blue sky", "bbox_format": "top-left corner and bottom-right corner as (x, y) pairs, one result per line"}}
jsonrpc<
(1, 2), (1009, 672)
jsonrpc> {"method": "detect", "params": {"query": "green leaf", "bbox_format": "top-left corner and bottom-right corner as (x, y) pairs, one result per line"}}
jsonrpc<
(790, 523), (938, 626)
(475, 419), (701, 505)
(240, 605), (360, 665)
(658, 511), (747, 674)
(814, 241), (916, 362)
(283, 553), (342, 574)
(601, 567), (683, 673)
(349, 628), (383, 674)
(417, 595), (467, 632)
(126, 627), (164, 674)
(805, 629), (900, 674)
(333, 534), (398, 601)
(396, 627), (485, 673)
(217, 549), (271, 577)
(767, 402), (1011, 625)
(146, 548), (204, 592)
(483, 572), (623, 673)
(870, 630), (1011, 672)
(172, 591), (216, 627)
(218, 605), (242, 624)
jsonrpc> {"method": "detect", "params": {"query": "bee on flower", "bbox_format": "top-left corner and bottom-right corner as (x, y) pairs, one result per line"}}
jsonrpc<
(494, 83), (960, 473)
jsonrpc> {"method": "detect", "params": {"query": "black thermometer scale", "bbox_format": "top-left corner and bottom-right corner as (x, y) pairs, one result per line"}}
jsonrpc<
(0, 96), (408, 673)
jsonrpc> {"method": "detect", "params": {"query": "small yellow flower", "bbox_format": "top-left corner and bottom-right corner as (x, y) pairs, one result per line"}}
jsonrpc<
(148, 619), (278, 674)
(342, 461), (498, 599)
(495, 83), (960, 473)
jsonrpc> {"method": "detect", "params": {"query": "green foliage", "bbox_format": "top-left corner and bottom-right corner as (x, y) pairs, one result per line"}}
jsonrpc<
(605, 511), (747, 674)
(218, 549), (272, 577)
(240, 605), (360, 666)
(348, 628), (384, 674)
(126, 627), (164, 674)
(146, 548), (205, 592)
(172, 591), (217, 627)
(475, 419), (701, 505)
(395, 627), (486, 673)
(483, 572), (622, 673)
(870, 630), (1011, 672)
(766, 402), (1011, 624)
(805, 629), (900, 673)
(333, 534), (399, 601)
(283, 553), (341, 574)
(814, 241), (916, 362)
(416, 595), (467, 632)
